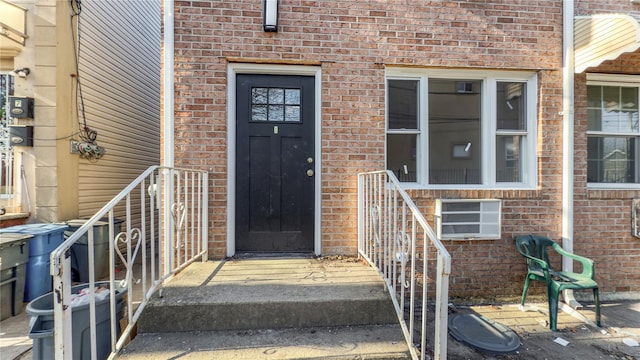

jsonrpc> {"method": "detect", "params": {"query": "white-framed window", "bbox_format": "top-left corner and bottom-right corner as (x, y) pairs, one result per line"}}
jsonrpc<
(435, 199), (501, 240)
(386, 68), (537, 188)
(587, 73), (640, 188)
(0, 73), (15, 200)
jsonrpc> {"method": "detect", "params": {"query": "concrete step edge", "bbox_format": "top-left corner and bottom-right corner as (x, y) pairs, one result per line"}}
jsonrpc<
(118, 324), (411, 360)
(138, 299), (399, 332)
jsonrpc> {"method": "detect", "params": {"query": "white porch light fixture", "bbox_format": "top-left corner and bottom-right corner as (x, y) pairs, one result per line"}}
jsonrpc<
(263, 0), (278, 32)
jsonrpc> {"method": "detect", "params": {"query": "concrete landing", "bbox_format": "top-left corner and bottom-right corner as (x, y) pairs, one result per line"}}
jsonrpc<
(138, 257), (398, 332)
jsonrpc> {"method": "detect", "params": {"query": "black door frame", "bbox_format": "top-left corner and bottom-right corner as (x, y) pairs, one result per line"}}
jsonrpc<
(226, 64), (321, 257)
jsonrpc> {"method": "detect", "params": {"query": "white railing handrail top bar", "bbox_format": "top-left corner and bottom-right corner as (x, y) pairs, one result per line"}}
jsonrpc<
(359, 170), (451, 271)
(50, 165), (208, 274)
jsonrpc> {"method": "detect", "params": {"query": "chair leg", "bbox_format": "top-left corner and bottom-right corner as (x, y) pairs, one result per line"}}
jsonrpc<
(548, 285), (559, 331)
(593, 288), (601, 327)
(521, 276), (532, 307)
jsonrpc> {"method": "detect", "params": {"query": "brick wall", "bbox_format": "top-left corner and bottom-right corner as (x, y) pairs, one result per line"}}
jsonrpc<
(570, 1), (640, 298)
(574, 51), (640, 296)
(170, 0), (570, 297)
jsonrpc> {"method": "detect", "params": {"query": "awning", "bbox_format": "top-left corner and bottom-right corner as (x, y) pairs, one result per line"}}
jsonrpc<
(575, 14), (640, 73)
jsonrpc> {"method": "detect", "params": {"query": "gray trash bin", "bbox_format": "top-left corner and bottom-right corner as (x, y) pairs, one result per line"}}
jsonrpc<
(0, 233), (32, 320)
(26, 281), (127, 360)
(65, 219), (123, 282)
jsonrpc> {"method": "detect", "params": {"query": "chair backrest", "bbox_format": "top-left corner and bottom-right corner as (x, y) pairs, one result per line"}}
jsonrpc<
(515, 235), (556, 271)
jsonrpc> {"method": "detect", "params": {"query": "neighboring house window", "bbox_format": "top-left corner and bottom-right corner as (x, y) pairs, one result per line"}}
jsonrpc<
(386, 69), (537, 188)
(587, 74), (640, 186)
(0, 73), (15, 199)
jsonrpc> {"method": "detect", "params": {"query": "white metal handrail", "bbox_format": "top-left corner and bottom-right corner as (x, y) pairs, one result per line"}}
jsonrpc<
(358, 170), (451, 360)
(50, 166), (208, 360)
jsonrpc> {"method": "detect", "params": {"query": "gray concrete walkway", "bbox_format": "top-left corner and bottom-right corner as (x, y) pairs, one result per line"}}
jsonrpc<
(2, 257), (639, 359)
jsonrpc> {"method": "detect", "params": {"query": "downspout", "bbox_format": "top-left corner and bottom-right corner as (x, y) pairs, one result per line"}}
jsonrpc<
(562, 0), (581, 309)
(163, 0), (174, 168)
(163, 0), (174, 276)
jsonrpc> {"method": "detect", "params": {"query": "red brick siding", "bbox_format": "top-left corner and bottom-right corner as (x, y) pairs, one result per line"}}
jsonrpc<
(570, 1), (640, 297)
(169, 0), (574, 297)
(573, 50), (640, 295)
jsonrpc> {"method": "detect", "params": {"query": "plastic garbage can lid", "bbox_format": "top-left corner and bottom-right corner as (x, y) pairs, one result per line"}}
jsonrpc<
(448, 313), (521, 354)
(0, 223), (68, 235)
(66, 219), (109, 227)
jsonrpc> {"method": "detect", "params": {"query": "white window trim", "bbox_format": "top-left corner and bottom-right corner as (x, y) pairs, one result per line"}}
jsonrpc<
(435, 199), (502, 240)
(586, 73), (640, 189)
(385, 68), (538, 190)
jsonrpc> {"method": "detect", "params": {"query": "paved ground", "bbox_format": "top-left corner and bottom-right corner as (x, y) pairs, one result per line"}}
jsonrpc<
(2, 257), (639, 360)
(441, 300), (640, 359)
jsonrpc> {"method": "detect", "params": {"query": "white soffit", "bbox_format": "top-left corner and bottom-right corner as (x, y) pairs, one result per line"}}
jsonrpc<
(575, 14), (640, 73)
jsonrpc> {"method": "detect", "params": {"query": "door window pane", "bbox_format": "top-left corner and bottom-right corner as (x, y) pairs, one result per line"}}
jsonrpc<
(268, 88), (284, 104)
(268, 105), (284, 121)
(252, 88), (268, 104)
(429, 79), (481, 184)
(285, 89), (300, 104)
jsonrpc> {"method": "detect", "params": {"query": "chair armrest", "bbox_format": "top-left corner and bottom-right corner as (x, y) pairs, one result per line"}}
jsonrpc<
(551, 243), (595, 279)
(518, 251), (550, 271)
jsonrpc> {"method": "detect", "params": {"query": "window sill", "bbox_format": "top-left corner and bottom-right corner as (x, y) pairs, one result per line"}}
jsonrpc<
(0, 212), (30, 228)
(587, 187), (640, 199)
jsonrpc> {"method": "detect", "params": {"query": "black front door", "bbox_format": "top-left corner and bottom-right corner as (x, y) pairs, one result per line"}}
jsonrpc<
(235, 74), (315, 252)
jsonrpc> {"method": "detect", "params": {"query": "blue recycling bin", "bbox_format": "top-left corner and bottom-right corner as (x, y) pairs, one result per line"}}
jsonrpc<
(65, 218), (123, 283)
(0, 224), (68, 302)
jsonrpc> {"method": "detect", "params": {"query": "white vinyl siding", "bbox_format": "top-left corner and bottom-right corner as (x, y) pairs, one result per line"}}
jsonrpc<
(77, 0), (161, 216)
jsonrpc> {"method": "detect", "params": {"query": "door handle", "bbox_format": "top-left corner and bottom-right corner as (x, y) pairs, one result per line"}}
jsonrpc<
(306, 169), (314, 177)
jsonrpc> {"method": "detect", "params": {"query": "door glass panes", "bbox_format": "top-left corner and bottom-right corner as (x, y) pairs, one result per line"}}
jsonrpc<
(251, 87), (301, 122)
(429, 78), (481, 184)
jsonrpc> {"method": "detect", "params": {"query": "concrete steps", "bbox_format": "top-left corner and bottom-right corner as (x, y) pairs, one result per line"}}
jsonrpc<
(118, 258), (411, 359)
(118, 325), (410, 360)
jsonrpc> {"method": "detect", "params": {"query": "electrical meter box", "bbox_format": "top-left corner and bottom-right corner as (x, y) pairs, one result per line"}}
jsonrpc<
(9, 96), (34, 118)
(9, 125), (33, 147)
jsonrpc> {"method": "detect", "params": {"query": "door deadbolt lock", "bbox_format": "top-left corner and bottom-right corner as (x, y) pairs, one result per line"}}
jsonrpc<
(307, 157), (313, 164)
(306, 169), (314, 177)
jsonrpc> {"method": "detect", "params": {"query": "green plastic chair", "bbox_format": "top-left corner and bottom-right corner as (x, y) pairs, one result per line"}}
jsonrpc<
(514, 234), (601, 331)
